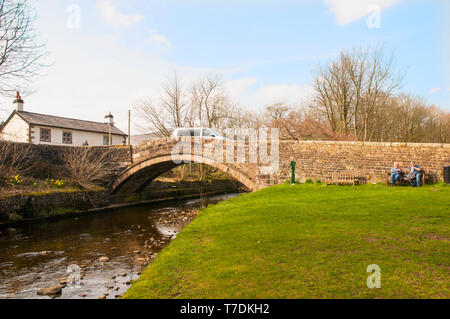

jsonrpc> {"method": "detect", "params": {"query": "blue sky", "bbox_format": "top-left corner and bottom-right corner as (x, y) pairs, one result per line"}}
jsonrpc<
(1, 0), (449, 132)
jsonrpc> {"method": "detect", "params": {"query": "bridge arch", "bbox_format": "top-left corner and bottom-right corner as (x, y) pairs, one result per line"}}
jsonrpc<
(111, 154), (258, 194)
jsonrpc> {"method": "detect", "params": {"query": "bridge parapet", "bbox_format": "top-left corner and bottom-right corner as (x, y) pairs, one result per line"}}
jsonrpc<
(134, 137), (280, 181)
(112, 138), (450, 194)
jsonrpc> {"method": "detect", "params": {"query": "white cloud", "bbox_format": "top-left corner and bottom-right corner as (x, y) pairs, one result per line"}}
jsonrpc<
(150, 33), (172, 48)
(251, 83), (314, 107)
(225, 78), (313, 111)
(0, 1), (316, 133)
(324, 0), (400, 25)
(225, 77), (258, 97)
(5, 10), (210, 133)
(428, 87), (442, 95)
(97, 0), (142, 28)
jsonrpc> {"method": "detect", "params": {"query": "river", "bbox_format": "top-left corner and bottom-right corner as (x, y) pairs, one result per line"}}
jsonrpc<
(0, 193), (240, 299)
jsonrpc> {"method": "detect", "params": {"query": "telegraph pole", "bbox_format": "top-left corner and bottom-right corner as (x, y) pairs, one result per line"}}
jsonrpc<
(128, 109), (133, 164)
(128, 109), (131, 146)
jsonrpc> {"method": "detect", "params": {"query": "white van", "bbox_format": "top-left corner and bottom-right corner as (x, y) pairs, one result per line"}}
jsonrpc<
(171, 128), (225, 139)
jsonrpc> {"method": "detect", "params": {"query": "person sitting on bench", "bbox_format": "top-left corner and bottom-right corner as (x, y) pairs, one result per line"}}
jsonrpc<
(390, 162), (403, 186)
(408, 162), (423, 187)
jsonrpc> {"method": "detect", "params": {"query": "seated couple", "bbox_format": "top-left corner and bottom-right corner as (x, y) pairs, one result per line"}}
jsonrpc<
(391, 162), (423, 187)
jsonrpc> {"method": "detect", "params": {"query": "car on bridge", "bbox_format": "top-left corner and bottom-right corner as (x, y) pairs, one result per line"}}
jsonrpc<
(171, 128), (225, 139)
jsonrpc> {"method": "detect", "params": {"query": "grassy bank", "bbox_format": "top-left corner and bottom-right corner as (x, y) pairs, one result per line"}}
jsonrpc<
(124, 183), (449, 299)
(0, 184), (105, 199)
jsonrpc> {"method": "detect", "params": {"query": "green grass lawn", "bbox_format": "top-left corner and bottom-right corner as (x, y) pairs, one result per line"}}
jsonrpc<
(124, 183), (450, 299)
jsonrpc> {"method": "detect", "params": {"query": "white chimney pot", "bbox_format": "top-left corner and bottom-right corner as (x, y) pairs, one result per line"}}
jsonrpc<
(13, 91), (24, 111)
(105, 112), (114, 125)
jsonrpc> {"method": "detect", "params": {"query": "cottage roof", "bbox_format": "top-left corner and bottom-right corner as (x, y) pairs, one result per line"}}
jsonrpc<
(12, 111), (127, 136)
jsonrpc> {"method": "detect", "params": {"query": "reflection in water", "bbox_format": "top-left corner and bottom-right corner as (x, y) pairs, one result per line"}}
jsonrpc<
(0, 193), (240, 299)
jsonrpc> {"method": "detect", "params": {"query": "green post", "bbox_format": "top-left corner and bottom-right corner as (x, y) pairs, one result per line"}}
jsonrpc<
(290, 161), (296, 185)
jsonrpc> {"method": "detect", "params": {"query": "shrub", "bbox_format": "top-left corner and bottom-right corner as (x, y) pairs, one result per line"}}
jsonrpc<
(0, 142), (35, 185)
(59, 147), (117, 188)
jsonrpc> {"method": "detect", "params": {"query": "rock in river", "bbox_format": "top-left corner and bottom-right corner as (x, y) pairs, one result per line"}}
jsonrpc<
(99, 256), (110, 262)
(60, 277), (68, 286)
(37, 285), (63, 296)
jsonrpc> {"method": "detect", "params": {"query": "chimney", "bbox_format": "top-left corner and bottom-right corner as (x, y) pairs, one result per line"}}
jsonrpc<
(105, 112), (114, 125)
(13, 91), (24, 111)
(105, 112), (114, 146)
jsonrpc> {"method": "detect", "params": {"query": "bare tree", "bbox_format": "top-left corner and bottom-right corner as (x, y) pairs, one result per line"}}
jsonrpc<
(0, 0), (47, 96)
(59, 147), (117, 188)
(263, 102), (291, 123)
(312, 46), (403, 141)
(135, 72), (188, 137)
(262, 103), (353, 141)
(190, 74), (235, 128)
(0, 140), (35, 183)
(312, 52), (355, 134)
(136, 72), (240, 136)
(352, 48), (403, 141)
(230, 107), (264, 131)
(392, 94), (432, 142)
(362, 93), (450, 143)
(424, 106), (450, 143)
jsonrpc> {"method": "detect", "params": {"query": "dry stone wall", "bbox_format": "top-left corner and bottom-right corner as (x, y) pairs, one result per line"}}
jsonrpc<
(281, 141), (450, 183)
(127, 139), (450, 191)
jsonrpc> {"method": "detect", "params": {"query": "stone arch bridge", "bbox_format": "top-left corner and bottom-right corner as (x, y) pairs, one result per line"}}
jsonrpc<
(112, 138), (270, 193)
(111, 138), (450, 194)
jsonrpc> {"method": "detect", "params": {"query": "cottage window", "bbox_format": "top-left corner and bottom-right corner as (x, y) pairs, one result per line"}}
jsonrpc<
(103, 136), (109, 146)
(40, 128), (51, 142)
(63, 132), (72, 144)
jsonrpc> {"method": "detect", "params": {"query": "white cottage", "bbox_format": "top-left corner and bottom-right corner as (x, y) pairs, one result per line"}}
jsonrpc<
(0, 92), (127, 146)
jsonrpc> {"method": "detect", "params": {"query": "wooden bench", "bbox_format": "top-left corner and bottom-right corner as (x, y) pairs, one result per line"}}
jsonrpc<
(386, 172), (430, 187)
(325, 173), (360, 186)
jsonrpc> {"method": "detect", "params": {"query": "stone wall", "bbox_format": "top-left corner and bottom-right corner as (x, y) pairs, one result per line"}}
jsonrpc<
(119, 138), (450, 191)
(0, 141), (131, 186)
(0, 180), (242, 224)
(280, 141), (450, 184)
(0, 190), (111, 223)
(3, 139), (449, 194)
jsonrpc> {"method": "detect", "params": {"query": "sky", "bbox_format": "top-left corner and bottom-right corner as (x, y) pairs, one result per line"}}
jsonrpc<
(0, 0), (449, 133)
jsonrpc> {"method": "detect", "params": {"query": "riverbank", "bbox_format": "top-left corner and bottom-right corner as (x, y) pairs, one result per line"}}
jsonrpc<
(124, 183), (450, 299)
(0, 194), (240, 299)
(0, 180), (242, 228)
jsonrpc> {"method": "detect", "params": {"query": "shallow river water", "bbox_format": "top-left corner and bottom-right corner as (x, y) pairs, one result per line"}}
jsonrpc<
(0, 193), (240, 299)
